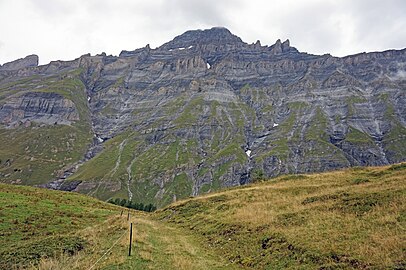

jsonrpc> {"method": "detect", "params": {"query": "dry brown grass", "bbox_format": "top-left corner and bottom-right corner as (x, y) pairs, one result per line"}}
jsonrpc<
(158, 163), (406, 269)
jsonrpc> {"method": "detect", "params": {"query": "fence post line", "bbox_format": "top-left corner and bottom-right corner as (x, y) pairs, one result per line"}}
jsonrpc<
(129, 223), (133, 256)
(127, 211), (130, 221)
(120, 210), (123, 217)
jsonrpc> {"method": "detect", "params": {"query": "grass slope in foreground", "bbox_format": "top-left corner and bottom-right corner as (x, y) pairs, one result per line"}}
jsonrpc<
(0, 163), (405, 269)
(0, 184), (235, 270)
(0, 184), (119, 269)
(157, 163), (406, 269)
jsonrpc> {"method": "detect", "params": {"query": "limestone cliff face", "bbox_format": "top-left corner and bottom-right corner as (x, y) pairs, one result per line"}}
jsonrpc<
(0, 92), (79, 127)
(0, 28), (405, 206)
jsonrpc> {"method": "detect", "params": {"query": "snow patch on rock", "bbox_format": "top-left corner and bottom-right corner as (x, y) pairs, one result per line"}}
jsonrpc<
(246, 150), (251, 157)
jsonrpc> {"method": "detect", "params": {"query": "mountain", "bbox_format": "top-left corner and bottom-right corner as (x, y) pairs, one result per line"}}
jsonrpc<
(0, 27), (405, 206)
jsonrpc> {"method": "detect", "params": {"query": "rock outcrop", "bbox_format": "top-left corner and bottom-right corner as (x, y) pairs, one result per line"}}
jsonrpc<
(0, 92), (79, 127)
(0, 27), (405, 206)
(0, 54), (39, 71)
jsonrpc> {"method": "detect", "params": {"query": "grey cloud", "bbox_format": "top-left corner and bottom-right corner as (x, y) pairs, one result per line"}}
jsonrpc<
(126, 0), (242, 36)
(275, 1), (342, 53)
(163, 0), (238, 26)
(251, 1), (343, 54)
(66, 0), (240, 50)
(28, 0), (77, 18)
(346, 0), (406, 51)
(257, 0), (406, 56)
(0, 0), (405, 65)
(81, 0), (238, 28)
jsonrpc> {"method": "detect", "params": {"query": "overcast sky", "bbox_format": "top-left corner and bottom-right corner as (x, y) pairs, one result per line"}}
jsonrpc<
(1, 0), (405, 65)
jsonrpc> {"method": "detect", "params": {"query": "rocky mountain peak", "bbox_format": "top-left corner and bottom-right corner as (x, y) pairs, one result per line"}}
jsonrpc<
(159, 27), (244, 50)
(269, 38), (297, 54)
(0, 54), (39, 71)
(119, 44), (151, 57)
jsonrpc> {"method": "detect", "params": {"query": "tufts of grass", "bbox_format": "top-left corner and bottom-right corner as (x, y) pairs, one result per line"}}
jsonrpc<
(333, 191), (399, 216)
(388, 163), (406, 171)
(0, 235), (86, 269)
(351, 178), (370, 185)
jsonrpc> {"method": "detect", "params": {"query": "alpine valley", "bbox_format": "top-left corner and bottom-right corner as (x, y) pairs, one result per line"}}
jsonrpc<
(0, 27), (405, 207)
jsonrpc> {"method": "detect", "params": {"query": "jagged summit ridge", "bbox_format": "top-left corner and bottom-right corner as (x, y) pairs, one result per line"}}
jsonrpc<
(159, 27), (244, 50)
(2, 28), (300, 65)
(120, 27), (299, 58)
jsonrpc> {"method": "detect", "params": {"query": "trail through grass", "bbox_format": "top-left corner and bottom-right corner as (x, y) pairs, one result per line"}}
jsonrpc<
(31, 212), (236, 270)
(0, 184), (235, 269)
(1, 163), (405, 269)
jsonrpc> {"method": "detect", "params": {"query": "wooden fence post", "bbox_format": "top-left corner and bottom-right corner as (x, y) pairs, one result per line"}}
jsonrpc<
(129, 223), (133, 256)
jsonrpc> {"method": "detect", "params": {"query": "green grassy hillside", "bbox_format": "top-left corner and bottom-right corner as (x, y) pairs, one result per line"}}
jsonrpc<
(0, 71), (93, 186)
(0, 183), (120, 269)
(0, 183), (234, 270)
(1, 163), (405, 269)
(157, 163), (406, 269)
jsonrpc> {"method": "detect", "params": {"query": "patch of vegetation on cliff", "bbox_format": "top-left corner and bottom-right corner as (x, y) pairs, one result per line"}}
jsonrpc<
(256, 102), (307, 161)
(381, 103), (406, 162)
(258, 138), (290, 161)
(128, 138), (199, 201)
(344, 126), (374, 144)
(383, 124), (406, 161)
(0, 75), (41, 101)
(163, 96), (186, 115)
(70, 132), (201, 206)
(36, 70), (90, 123)
(210, 143), (246, 164)
(346, 95), (368, 118)
(305, 107), (329, 141)
(173, 96), (204, 125)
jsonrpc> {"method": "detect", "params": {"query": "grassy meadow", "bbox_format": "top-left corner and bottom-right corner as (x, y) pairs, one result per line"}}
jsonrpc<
(157, 163), (406, 269)
(0, 163), (405, 269)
